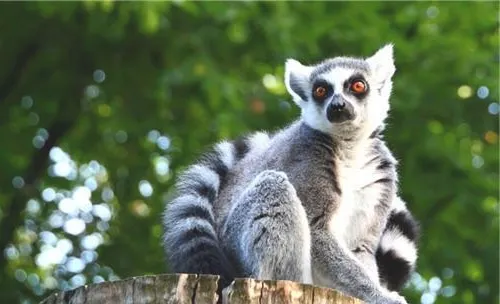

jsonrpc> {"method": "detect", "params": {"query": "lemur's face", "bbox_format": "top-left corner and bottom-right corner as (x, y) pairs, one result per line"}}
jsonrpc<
(284, 45), (395, 137)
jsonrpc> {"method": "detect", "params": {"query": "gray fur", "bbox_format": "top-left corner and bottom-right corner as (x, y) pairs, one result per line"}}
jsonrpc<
(163, 45), (419, 304)
(310, 57), (371, 81)
(215, 122), (404, 304)
(221, 170), (312, 283)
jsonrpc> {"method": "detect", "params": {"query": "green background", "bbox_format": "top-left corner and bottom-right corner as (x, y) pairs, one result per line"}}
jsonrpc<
(0, 2), (498, 304)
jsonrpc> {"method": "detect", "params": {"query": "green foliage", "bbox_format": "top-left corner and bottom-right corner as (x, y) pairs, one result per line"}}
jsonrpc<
(0, 2), (498, 303)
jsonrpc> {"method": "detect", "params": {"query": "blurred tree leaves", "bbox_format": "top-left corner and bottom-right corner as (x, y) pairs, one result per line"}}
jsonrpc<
(0, 2), (498, 304)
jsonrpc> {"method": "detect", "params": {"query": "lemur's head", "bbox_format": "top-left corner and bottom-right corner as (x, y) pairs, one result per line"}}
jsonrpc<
(284, 44), (395, 138)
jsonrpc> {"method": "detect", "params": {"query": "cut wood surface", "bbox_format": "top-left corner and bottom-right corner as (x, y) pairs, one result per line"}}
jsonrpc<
(40, 273), (364, 304)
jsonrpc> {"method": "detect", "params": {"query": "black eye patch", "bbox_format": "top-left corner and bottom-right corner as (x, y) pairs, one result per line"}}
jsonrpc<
(311, 80), (333, 103)
(344, 74), (369, 98)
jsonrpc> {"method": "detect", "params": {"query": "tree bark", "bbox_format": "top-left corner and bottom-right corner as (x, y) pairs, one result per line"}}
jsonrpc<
(40, 274), (363, 304)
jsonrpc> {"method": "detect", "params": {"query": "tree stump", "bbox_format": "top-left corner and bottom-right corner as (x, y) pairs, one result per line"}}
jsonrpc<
(40, 273), (363, 304)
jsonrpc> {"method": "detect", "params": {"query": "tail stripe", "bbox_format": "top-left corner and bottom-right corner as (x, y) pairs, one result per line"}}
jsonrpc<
(376, 248), (412, 291)
(164, 139), (241, 282)
(168, 194), (214, 214)
(215, 141), (236, 168)
(180, 165), (220, 191)
(184, 243), (228, 264)
(385, 211), (419, 242)
(167, 208), (217, 238)
(378, 207), (420, 263)
(163, 132), (272, 288)
(174, 220), (218, 246)
(169, 201), (215, 227)
(233, 136), (250, 160)
(201, 151), (230, 177)
(376, 198), (420, 291)
(379, 229), (417, 264)
(171, 236), (221, 262)
(179, 165), (220, 201)
(248, 132), (270, 151)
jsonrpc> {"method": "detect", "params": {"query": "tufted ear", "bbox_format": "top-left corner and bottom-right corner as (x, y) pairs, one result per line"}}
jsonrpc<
(366, 44), (396, 83)
(284, 58), (313, 105)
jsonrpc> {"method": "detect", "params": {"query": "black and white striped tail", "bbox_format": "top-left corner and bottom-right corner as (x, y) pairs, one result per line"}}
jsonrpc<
(376, 197), (420, 291)
(163, 132), (269, 288)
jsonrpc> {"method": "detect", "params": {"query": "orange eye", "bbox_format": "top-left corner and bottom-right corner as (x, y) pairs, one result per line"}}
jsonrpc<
(314, 86), (328, 99)
(350, 80), (367, 94)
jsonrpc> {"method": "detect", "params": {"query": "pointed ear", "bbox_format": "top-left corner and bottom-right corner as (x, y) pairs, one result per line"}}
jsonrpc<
(284, 59), (313, 105)
(366, 44), (396, 82)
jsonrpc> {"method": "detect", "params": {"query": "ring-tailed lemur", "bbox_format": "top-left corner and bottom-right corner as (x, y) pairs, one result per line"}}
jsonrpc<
(163, 44), (420, 304)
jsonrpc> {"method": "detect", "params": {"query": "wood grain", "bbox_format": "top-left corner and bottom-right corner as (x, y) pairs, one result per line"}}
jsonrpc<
(40, 274), (364, 304)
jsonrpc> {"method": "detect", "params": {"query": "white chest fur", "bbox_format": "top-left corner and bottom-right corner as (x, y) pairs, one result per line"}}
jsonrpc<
(328, 147), (387, 249)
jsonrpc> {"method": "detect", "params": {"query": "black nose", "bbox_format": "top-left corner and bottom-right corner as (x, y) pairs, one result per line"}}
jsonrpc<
(326, 99), (354, 123)
(330, 100), (345, 111)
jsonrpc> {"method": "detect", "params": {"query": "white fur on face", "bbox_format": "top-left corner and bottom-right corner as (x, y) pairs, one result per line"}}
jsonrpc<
(302, 66), (391, 137)
(304, 68), (360, 134)
(284, 44), (396, 137)
(300, 101), (332, 133)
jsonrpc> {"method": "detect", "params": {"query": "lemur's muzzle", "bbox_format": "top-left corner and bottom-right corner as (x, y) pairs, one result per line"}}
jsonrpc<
(326, 95), (355, 123)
